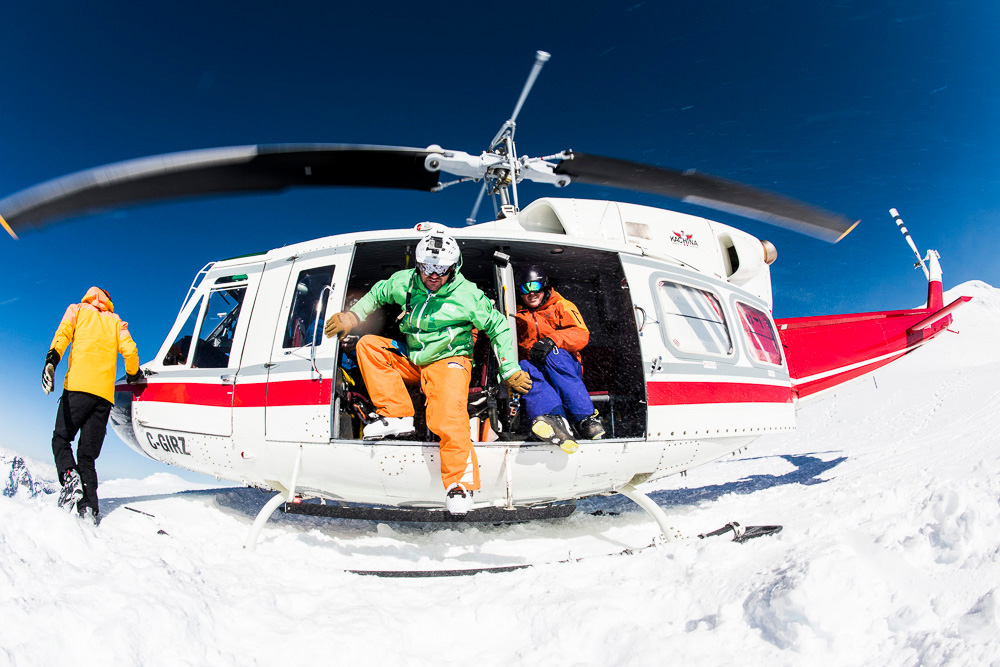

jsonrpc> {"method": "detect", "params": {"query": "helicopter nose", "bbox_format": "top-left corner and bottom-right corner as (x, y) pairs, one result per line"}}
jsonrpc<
(110, 378), (144, 452)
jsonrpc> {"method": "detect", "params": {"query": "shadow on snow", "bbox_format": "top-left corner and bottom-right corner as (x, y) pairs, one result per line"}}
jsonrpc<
(579, 452), (847, 515)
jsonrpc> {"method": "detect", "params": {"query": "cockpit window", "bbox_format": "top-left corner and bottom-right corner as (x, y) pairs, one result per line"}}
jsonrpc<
(162, 296), (203, 366)
(189, 287), (247, 368)
(283, 266), (335, 349)
(657, 281), (733, 357)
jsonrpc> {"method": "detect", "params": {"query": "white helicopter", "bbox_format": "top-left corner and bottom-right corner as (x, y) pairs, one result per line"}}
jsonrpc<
(0, 52), (968, 553)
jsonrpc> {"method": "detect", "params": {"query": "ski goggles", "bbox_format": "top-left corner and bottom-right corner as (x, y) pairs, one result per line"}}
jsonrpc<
(518, 280), (545, 295)
(417, 262), (453, 277)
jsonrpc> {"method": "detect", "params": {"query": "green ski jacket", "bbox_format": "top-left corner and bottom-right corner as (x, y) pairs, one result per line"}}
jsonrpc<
(351, 268), (520, 379)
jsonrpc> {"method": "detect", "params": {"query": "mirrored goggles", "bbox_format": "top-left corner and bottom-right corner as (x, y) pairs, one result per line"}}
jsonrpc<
(418, 262), (453, 277)
(518, 280), (544, 295)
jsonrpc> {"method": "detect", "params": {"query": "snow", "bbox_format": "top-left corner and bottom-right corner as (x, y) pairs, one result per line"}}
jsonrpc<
(2, 280), (999, 665)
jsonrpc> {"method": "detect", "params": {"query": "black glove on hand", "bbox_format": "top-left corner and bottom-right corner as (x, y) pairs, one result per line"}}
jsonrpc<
(42, 349), (60, 395)
(530, 337), (557, 366)
(126, 370), (144, 385)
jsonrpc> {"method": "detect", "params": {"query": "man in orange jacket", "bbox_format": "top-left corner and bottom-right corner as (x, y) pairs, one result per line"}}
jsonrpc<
(515, 266), (605, 454)
(43, 286), (142, 523)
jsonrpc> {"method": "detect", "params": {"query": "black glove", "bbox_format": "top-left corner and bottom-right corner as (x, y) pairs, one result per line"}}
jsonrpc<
(126, 370), (144, 385)
(530, 337), (558, 366)
(42, 349), (60, 395)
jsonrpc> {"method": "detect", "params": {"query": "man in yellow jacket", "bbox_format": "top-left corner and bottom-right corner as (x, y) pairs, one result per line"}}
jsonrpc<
(43, 286), (141, 523)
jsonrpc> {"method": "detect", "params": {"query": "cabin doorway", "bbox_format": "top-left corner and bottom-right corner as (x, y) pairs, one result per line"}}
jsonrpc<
(334, 237), (646, 442)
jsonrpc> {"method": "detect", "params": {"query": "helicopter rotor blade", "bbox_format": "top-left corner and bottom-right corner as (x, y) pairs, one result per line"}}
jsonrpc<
(553, 152), (859, 243)
(0, 144), (442, 236)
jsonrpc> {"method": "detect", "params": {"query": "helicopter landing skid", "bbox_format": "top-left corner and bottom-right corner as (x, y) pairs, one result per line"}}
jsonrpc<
(241, 439), (577, 550)
(240, 448), (758, 552)
(280, 500), (576, 523)
(615, 483), (684, 543)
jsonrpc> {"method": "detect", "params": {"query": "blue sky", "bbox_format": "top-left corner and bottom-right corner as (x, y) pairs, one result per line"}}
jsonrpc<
(2, 1), (997, 480)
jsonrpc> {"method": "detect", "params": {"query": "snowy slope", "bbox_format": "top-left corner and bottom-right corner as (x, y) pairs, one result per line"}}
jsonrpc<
(1, 281), (998, 666)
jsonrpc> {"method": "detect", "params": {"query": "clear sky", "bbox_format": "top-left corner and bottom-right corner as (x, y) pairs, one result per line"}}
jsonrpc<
(2, 1), (997, 480)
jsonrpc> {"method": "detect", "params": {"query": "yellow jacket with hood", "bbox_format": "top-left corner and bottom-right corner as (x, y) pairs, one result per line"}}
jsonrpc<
(49, 287), (140, 403)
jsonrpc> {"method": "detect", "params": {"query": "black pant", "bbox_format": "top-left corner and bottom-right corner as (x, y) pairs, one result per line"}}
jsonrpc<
(51, 390), (112, 515)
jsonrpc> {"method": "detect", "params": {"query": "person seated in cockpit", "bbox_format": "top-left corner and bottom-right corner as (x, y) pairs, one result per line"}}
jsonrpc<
(515, 265), (605, 454)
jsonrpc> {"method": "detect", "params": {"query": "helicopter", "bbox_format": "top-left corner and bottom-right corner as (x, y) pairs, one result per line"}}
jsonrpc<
(0, 52), (969, 552)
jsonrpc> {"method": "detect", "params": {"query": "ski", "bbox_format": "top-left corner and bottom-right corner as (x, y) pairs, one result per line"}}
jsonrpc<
(124, 505), (171, 536)
(347, 544), (657, 578)
(115, 504), (779, 576)
(698, 521), (783, 543)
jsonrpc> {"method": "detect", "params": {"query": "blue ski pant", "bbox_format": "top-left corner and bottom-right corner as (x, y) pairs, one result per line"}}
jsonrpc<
(520, 347), (594, 422)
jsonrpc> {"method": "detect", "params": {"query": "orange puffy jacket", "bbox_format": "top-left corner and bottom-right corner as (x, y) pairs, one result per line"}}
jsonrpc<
(515, 289), (590, 363)
(49, 287), (140, 403)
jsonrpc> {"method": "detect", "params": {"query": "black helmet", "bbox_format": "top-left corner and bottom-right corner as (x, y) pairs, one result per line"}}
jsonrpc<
(515, 265), (550, 296)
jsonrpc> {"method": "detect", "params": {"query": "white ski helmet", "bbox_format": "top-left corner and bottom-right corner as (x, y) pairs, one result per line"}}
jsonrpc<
(415, 232), (461, 276)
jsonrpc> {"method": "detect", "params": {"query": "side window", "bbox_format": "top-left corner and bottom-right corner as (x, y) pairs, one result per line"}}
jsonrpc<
(736, 302), (782, 365)
(190, 287), (247, 368)
(283, 265), (335, 348)
(657, 281), (732, 356)
(162, 296), (203, 366)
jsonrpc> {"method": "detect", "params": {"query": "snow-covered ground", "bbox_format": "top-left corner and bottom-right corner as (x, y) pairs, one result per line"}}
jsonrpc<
(2, 281), (998, 666)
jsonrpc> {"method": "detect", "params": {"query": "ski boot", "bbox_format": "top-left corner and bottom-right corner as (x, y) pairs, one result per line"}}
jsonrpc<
(531, 414), (578, 454)
(79, 506), (99, 526)
(445, 483), (473, 514)
(575, 410), (605, 440)
(57, 469), (84, 513)
(362, 416), (416, 440)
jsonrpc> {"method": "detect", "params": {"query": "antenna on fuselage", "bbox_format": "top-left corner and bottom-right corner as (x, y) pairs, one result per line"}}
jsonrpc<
(466, 50), (551, 224)
(889, 208), (930, 280)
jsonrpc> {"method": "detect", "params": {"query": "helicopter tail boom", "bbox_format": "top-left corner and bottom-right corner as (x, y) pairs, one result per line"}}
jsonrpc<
(776, 274), (969, 400)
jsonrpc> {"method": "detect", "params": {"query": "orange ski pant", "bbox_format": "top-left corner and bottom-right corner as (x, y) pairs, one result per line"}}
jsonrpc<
(355, 335), (479, 491)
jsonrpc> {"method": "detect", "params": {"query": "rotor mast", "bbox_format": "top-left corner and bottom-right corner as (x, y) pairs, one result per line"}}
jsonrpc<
(467, 50), (551, 223)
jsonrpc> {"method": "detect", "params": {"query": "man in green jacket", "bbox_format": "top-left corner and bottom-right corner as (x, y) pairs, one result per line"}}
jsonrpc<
(324, 229), (531, 514)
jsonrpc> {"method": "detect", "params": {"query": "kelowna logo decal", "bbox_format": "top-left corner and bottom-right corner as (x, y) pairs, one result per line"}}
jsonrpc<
(671, 230), (699, 247)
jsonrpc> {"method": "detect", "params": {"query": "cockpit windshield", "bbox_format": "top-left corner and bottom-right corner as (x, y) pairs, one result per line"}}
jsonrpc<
(191, 287), (246, 368)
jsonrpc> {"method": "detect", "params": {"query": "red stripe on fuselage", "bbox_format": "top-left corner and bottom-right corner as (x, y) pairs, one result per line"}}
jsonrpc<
(262, 378), (332, 406)
(125, 379), (333, 408)
(125, 382), (234, 407)
(233, 382), (266, 408)
(125, 378), (789, 409)
(646, 381), (793, 406)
